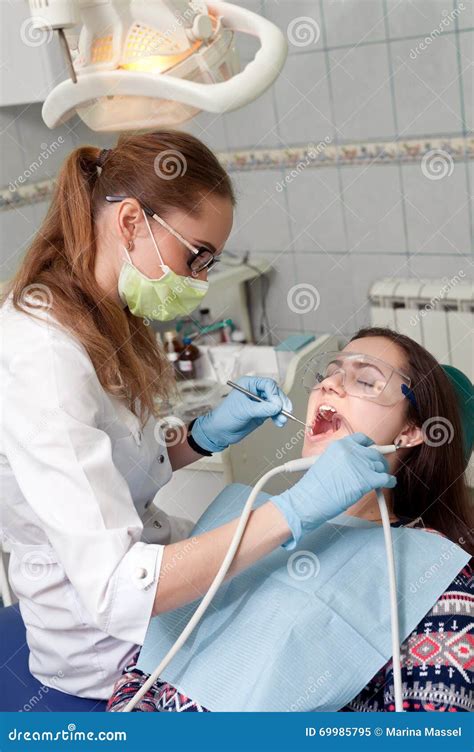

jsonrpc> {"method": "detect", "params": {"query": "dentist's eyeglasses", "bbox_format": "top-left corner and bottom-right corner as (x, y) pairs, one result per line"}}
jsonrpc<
(302, 351), (416, 407)
(105, 195), (220, 276)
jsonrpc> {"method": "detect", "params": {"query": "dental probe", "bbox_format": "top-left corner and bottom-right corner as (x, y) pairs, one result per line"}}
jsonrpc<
(226, 380), (310, 428)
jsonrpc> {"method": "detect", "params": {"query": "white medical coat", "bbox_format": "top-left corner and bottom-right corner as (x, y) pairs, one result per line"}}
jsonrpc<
(0, 294), (183, 700)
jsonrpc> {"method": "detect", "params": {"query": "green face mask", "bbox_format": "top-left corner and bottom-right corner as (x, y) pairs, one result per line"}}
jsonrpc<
(118, 211), (209, 321)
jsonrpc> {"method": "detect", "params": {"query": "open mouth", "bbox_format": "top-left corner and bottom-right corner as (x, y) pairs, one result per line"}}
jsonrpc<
(307, 404), (345, 442)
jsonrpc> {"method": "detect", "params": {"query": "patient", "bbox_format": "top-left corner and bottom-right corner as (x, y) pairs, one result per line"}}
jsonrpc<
(107, 327), (473, 712)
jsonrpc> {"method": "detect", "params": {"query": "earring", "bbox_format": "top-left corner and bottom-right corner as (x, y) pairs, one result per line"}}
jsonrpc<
(126, 240), (134, 251)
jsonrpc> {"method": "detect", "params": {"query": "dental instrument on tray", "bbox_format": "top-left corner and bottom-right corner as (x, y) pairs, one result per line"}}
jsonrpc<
(26, 0), (288, 132)
(121, 401), (404, 712)
(226, 380), (310, 429)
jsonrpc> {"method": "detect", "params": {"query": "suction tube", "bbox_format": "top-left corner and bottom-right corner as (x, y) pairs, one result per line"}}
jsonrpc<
(121, 446), (403, 712)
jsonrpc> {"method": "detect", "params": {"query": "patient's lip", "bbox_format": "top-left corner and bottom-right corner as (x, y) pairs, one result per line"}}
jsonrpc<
(306, 401), (352, 444)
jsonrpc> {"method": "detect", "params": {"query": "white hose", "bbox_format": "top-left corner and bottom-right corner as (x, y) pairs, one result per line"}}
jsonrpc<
(121, 447), (403, 712)
(376, 487), (403, 712)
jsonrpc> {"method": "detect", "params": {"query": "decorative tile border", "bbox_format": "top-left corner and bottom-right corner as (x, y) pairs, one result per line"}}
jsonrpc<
(218, 136), (473, 172)
(1, 136), (472, 212)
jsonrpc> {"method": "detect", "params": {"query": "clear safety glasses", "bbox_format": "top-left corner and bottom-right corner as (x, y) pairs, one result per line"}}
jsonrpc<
(302, 351), (416, 407)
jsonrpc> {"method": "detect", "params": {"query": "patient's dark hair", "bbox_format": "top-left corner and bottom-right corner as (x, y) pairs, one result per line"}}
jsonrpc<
(350, 327), (473, 558)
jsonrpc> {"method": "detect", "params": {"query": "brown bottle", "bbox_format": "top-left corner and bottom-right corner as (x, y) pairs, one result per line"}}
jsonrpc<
(177, 336), (200, 380)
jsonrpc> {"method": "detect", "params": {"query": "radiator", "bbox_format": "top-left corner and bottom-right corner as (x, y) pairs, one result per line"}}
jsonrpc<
(369, 276), (473, 381)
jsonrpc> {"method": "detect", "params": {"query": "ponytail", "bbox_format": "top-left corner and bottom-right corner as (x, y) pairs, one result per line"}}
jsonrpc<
(4, 130), (234, 423)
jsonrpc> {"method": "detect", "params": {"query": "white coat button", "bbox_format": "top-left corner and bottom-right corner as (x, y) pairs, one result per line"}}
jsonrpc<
(158, 454), (165, 463)
(135, 567), (147, 579)
(153, 520), (162, 529)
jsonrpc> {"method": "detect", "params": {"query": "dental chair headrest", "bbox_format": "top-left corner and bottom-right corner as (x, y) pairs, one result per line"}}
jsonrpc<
(442, 364), (474, 468)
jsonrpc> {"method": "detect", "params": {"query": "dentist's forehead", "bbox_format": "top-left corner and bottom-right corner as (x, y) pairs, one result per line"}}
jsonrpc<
(167, 193), (233, 253)
(343, 336), (407, 373)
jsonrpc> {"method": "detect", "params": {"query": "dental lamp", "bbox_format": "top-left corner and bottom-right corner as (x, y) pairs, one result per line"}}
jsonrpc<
(27, 0), (288, 132)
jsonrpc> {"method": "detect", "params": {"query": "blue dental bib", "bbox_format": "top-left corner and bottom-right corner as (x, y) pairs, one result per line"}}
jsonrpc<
(138, 483), (469, 712)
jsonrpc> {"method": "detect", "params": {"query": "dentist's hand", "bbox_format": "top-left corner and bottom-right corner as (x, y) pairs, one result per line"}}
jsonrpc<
(190, 376), (292, 453)
(271, 433), (397, 549)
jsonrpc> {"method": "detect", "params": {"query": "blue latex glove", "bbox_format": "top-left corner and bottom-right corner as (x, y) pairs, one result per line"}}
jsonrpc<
(271, 433), (397, 549)
(191, 376), (293, 453)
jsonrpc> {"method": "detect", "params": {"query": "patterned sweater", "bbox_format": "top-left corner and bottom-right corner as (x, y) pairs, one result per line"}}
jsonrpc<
(340, 562), (473, 712)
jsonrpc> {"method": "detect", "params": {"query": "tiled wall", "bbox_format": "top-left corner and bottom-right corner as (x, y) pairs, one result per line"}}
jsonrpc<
(1, 0), (472, 346)
(185, 0), (473, 344)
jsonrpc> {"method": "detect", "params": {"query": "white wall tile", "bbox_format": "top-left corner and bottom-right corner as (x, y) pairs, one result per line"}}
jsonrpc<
(402, 163), (471, 253)
(181, 110), (228, 152)
(225, 170), (293, 253)
(323, 0), (387, 47)
(454, 0), (473, 29)
(0, 204), (40, 281)
(273, 52), (333, 145)
(221, 86), (281, 149)
(0, 0), (52, 106)
(247, 252), (302, 339)
(341, 165), (405, 253)
(15, 103), (76, 181)
(68, 116), (120, 150)
(386, 0), (457, 37)
(408, 253), (473, 279)
(232, 0), (264, 60)
(0, 108), (24, 189)
(468, 161), (473, 254)
(293, 251), (356, 336)
(328, 43), (395, 141)
(390, 36), (463, 136)
(458, 31), (473, 132)
(285, 168), (346, 252)
(263, 0), (323, 54)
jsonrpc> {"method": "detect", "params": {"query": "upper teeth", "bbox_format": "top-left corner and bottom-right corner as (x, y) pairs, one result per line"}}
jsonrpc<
(318, 404), (336, 418)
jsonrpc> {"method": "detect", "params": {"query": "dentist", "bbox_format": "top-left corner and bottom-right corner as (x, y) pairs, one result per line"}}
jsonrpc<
(0, 130), (395, 700)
